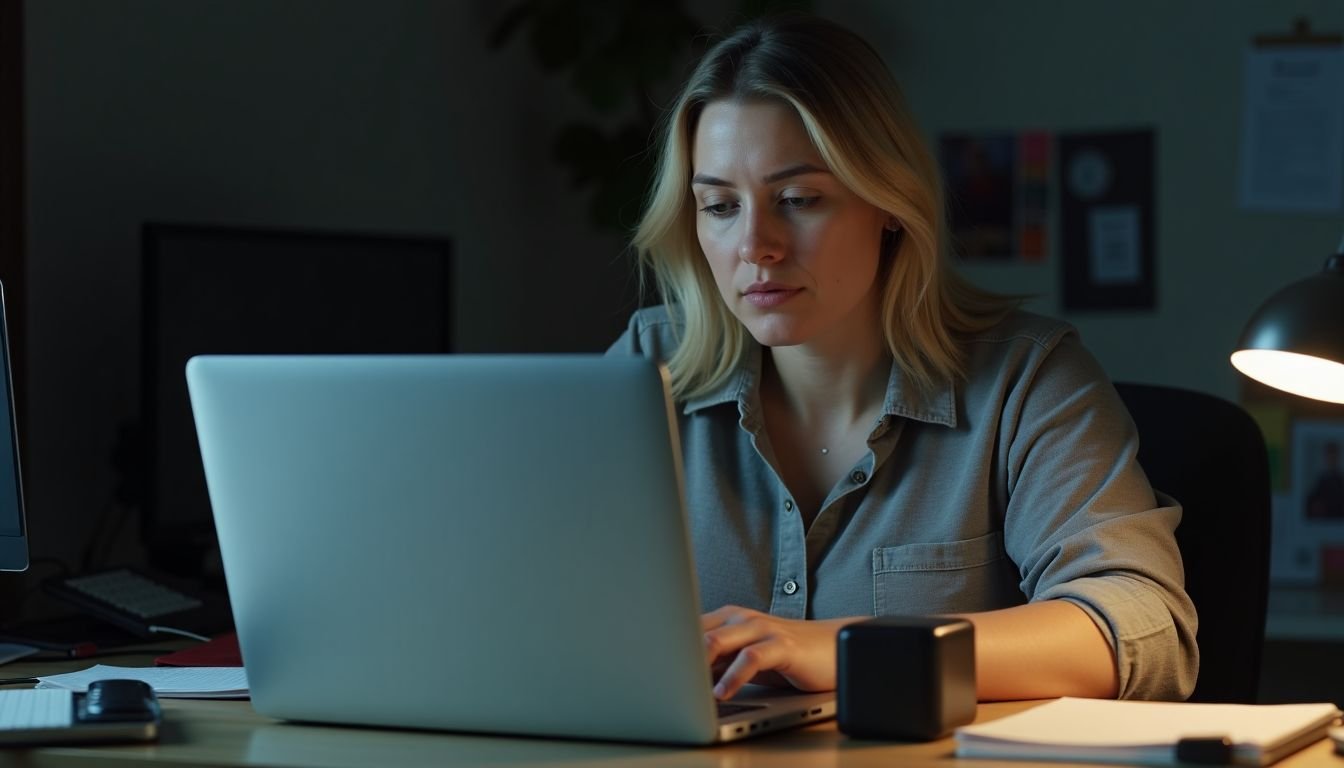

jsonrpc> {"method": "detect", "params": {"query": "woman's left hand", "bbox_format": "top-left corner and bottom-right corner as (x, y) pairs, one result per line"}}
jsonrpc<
(702, 605), (854, 700)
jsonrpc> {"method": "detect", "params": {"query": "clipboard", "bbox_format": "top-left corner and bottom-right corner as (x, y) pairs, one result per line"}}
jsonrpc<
(1239, 17), (1344, 213)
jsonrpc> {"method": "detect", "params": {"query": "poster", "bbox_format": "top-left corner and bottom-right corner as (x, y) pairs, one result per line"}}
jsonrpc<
(939, 131), (1049, 262)
(1238, 45), (1344, 213)
(1280, 419), (1344, 584)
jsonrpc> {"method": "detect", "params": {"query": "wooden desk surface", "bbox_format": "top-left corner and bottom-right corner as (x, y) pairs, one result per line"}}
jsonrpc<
(2, 652), (1340, 767)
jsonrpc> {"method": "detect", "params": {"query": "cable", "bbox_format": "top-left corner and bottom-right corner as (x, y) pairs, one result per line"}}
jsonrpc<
(146, 625), (211, 643)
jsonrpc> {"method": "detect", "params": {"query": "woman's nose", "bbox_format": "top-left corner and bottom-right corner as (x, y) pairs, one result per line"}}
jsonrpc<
(737, 209), (785, 264)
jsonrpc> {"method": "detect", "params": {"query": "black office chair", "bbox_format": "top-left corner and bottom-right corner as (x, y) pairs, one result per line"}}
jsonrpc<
(1114, 382), (1271, 703)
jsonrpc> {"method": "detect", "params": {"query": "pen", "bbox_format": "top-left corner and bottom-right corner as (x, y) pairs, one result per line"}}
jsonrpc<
(1175, 735), (1234, 765)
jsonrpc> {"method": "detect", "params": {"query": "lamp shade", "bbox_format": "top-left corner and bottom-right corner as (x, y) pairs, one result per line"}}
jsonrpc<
(1231, 254), (1344, 404)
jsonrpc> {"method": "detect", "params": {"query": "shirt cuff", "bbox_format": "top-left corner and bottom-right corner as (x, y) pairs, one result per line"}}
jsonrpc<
(1037, 575), (1197, 700)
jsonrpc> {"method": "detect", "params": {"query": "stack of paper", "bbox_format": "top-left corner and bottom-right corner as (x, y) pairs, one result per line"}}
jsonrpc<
(956, 697), (1340, 766)
(35, 664), (248, 699)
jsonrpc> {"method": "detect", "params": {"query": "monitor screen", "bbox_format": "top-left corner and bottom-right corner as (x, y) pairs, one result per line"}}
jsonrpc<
(141, 224), (452, 579)
(0, 282), (28, 571)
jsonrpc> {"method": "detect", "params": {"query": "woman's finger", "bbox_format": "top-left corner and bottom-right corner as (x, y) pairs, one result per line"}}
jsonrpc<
(700, 604), (754, 632)
(713, 640), (787, 700)
(703, 614), (771, 667)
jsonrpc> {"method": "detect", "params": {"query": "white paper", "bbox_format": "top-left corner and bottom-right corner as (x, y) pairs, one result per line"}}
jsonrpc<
(1088, 206), (1142, 285)
(34, 664), (248, 699)
(1239, 45), (1344, 212)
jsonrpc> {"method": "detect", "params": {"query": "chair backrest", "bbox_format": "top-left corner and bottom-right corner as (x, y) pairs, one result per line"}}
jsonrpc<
(1113, 382), (1271, 703)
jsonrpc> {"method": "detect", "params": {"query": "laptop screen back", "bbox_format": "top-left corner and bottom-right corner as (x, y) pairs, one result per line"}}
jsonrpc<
(187, 354), (722, 743)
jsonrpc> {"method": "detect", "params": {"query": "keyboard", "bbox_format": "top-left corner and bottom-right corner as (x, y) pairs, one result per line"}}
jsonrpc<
(44, 568), (231, 640)
(0, 690), (73, 730)
(62, 570), (203, 619)
(0, 683), (161, 745)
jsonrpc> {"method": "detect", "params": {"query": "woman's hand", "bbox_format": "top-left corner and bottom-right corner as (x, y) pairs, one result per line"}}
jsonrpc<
(701, 605), (855, 700)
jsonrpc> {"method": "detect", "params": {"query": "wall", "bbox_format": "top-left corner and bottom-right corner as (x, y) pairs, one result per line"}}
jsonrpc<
(825, 0), (1344, 400)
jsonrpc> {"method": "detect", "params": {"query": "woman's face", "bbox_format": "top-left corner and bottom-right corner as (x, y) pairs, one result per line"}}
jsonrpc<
(691, 99), (889, 349)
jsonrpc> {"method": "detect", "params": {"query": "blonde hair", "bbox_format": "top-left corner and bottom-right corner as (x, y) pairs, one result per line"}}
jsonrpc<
(633, 15), (1017, 401)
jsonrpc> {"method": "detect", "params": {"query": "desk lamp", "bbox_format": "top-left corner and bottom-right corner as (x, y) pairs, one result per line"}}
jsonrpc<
(1231, 240), (1344, 404)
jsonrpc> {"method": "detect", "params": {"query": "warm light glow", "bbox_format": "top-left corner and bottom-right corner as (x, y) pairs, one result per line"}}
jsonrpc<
(1230, 349), (1344, 404)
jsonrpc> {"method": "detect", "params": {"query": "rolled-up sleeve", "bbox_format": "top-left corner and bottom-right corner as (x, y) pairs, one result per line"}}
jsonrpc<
(1002, 331), (1199, 700)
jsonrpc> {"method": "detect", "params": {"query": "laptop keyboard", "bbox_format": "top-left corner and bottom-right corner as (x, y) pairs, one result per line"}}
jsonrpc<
(0, 690), (73, 730)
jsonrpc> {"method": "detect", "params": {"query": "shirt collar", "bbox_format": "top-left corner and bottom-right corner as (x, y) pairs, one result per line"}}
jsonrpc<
(879, 358), (958, 428)
(682, 340), (958, 428)
(683, 342), (760, 414)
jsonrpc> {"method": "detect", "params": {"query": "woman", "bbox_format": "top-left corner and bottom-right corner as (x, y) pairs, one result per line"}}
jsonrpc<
(608, 14), (1197, 702)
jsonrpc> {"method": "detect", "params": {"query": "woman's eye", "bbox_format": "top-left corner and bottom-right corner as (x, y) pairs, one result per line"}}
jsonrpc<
(780, 195), (818, 210)
(699, 202), (736, 217)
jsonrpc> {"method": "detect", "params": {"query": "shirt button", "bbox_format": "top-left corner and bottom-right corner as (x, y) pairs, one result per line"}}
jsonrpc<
(851, 470), (868, 484)
(783, 580), (799, 595)
(784, 499), (794, 511)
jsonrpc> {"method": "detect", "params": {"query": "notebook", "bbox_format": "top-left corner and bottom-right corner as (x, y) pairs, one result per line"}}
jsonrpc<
(955, 697), (1341, 766)
(186, 355), (835, 744)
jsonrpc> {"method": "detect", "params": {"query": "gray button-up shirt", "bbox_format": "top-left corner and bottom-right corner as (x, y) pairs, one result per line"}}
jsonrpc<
(609, 305), (1198, 700)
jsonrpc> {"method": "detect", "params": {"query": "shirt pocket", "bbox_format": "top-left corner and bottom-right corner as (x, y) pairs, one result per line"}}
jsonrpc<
(872, 531), (1010, 616)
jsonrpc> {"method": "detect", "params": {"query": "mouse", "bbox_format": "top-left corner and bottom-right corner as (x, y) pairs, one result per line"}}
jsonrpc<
(81, 679), (160, 722)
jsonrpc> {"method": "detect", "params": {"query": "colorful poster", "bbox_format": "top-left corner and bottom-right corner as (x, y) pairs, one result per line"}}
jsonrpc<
(939, 131), (1050, 263)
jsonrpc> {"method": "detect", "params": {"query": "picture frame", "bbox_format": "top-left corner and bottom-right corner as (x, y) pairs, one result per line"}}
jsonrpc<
(1058, 129), (1156, 311)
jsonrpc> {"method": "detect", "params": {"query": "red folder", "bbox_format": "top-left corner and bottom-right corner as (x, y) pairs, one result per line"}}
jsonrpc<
(154, 631), (243, 667)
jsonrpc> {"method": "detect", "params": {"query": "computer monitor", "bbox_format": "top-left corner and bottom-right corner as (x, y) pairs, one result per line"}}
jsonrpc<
(140, 223), (452, 579)
(0, 281), (28, 571)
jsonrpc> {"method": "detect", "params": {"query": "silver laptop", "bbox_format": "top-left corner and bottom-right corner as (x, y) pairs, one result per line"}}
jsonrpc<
(186, 354), (835, 744)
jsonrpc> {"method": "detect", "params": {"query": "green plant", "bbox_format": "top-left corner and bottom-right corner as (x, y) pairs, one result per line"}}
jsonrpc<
(490, 0), (811, 232)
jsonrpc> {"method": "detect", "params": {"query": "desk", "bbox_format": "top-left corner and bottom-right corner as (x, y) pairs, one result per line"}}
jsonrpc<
(2, 652), (1341, 767)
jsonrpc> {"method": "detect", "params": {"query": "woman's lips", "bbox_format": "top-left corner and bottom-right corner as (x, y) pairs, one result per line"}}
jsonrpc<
(742, 287), (803, 307)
